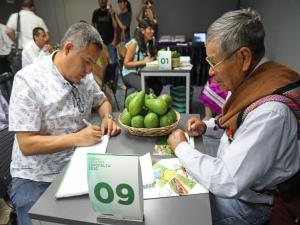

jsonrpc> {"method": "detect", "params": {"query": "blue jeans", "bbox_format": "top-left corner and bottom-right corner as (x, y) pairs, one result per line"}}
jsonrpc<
(107, 43), (117, 64)
(210, 194), (272, 225)
(9, 178), (51, 225)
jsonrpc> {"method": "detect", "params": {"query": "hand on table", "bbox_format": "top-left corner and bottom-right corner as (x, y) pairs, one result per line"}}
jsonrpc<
(167, 129), (188, 152)
(187, 116), (207, 136)
(100, 117), (121, 137)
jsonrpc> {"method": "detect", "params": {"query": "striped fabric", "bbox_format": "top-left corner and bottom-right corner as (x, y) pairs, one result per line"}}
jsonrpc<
(239, 83), (300, 139)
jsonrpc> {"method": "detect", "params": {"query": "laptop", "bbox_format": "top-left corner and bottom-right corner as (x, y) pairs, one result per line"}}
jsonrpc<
(193, 32), (206, 43)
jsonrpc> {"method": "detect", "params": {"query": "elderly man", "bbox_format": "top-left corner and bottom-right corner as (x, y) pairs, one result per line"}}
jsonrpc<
(22, 27), (52, 67)
(9, 22), (120, 225)
(168, 9), (300, 225)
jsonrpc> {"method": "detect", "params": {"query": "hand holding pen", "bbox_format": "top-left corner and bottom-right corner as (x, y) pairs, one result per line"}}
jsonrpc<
(187, 116), (207, 136)
(74, 119), (102, 147)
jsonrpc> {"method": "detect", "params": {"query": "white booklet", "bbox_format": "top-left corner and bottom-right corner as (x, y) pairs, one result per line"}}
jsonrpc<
(143, 158), (208, 199)
(55, 135), (109, 198)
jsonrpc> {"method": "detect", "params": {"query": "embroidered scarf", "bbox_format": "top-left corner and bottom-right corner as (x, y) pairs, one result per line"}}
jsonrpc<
(220, 61), (300, 140)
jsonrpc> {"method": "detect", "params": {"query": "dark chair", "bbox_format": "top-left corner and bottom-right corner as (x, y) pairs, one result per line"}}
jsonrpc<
(116, 58), (134, 109)
(0, 127), (18, 225)
(102, 63), (120, 111)
(0, 72), (14, 103)
(0, 127), (14, 199)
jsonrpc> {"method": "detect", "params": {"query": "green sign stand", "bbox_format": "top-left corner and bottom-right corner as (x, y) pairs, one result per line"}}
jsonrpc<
(87, 153), (144, 223)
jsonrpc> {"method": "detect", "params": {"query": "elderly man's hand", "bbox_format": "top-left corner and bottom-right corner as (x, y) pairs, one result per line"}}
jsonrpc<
(101, 117), (121, 137)
(167, 129), (188, 151)
(187, 116), (207, 136)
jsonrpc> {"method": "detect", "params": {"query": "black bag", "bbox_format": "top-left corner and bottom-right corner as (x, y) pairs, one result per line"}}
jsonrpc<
(7, 13), (22, 74)
(7, 44), (22, 74)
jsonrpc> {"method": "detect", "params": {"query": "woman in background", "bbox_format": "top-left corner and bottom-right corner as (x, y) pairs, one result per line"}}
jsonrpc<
(115, 0), (132, 44)
(122, 19), (162, 95)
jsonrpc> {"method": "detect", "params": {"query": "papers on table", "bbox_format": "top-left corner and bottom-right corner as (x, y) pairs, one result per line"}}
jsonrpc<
(139, 153), (155, 188)
(143, 158), (208, 199)
(146, 60), (158, 68)
(55, 135), (109, 198)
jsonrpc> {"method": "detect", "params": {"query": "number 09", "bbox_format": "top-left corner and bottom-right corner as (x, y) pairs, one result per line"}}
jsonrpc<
(94, 182), (134, 205)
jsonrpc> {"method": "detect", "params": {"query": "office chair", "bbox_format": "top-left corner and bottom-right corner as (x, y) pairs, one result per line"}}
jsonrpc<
(0, 72), (14, 103)
(0, 127), (17, 225)
(101, 63), (120, 111)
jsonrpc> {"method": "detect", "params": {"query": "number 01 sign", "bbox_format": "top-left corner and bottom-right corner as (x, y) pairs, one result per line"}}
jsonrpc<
(87, 153), (144, 222)
(158, 50), (172, 70)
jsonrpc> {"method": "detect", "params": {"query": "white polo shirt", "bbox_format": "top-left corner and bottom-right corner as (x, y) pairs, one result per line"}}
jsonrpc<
(6, 10), (48, 49)
(9, 53), (107, 182)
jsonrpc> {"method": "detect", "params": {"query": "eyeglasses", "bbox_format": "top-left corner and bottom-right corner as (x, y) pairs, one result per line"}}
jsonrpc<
(205, 48), (240, 70)
(71, 86), (84, 113)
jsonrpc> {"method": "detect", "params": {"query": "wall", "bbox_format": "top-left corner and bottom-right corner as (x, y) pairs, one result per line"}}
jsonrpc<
(0, 0), (20, 24)
(153, 0), (238, 40)
(33, 0), (141, 45)
(241, 0), (300, 73)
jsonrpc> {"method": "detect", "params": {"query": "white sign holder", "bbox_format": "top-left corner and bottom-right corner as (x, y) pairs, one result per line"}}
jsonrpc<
(158, 50), (172, 70)
(87, 153), (144, 224)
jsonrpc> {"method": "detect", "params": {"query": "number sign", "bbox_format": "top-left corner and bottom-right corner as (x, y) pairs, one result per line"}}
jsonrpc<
(87, 153), (144, 222)
(158, 50), (172, 70)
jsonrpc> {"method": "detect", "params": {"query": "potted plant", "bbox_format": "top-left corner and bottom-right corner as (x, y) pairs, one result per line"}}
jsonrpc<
(171, 50), (180, 68)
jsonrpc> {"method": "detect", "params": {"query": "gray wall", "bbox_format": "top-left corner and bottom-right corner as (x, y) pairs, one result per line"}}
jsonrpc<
(241, 0), (300, 73)
(33, 0), (141, 45)
(153, 0), (238, 40)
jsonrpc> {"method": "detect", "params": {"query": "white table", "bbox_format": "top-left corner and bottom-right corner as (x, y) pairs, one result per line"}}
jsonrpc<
(141, 67), (191, 114)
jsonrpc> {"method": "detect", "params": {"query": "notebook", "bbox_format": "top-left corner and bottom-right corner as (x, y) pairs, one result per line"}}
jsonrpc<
(55, 135), (109, 198)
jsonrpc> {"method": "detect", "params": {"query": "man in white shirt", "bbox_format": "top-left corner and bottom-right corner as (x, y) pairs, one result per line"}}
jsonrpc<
(5, 0), (49, 49)
(22, 27), (52, 67)
(168, 9), (300, 225)
(9, 22), (120, 225)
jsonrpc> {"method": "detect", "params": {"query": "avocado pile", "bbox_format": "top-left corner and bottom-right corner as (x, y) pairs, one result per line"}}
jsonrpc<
(120, 91), (177, 128)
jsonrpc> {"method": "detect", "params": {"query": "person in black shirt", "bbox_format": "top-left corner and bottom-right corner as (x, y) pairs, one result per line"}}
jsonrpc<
(92, 0), (117, 63)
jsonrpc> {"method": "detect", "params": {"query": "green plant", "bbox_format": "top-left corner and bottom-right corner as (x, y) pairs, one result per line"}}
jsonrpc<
(171, 51), (180, 58)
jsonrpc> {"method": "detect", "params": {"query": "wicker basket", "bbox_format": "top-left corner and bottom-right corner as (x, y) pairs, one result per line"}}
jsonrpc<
(118, 111), (180, 136)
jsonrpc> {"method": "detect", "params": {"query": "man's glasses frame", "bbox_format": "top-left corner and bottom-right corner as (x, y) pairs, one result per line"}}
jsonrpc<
(71, 86), (84, 113)
(205, 47), (241, 70)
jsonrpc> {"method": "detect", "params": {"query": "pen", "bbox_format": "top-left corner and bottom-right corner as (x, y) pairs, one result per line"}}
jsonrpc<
(82, 119), (91, 126)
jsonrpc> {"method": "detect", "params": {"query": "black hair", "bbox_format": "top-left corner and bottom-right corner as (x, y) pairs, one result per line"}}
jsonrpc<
(117, 0), (132, 13)
(32, 27), (45, 40)
(21, 0), (34, 8)
(134, 18), (156, 57)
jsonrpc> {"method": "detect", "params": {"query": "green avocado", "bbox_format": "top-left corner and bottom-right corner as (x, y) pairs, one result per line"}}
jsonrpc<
(145, 98), (168, 116)
(125, 91), (137, 110)
(128, 91), (145, 116)
(158, 94), (173, 108)
(159, 113), (174, 127)
(131, 115), (144, 128)
(144, 112), (159, 128)
(120, 108), (131, 126)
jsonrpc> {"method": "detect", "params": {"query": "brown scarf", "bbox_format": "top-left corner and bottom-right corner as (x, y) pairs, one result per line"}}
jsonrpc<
(221, 61), (300, 134)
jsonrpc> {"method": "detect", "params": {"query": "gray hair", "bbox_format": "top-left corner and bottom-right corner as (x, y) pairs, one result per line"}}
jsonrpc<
(60, 22), (103, 51)
(207, 8), (265, 60)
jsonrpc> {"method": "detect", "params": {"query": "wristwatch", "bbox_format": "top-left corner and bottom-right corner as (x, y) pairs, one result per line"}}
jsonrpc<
(105, 114), (114, 120)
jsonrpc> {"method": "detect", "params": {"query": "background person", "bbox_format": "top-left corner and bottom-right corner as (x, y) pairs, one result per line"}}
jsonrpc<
(6, 0), (49, 50)
(22, 27), (52, 67)
(92, 0), (117, 63)
(8, 22), (120, 225)
(122, 18), (162, 96)
(115, 0), (132, 44)
(168, 9), (300, 225)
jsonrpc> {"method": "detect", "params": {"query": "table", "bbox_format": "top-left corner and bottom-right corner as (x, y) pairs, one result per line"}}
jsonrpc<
(29, 114), (212, 225)
(157, 42), (209, 86)
(141, 68), (191, 114)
